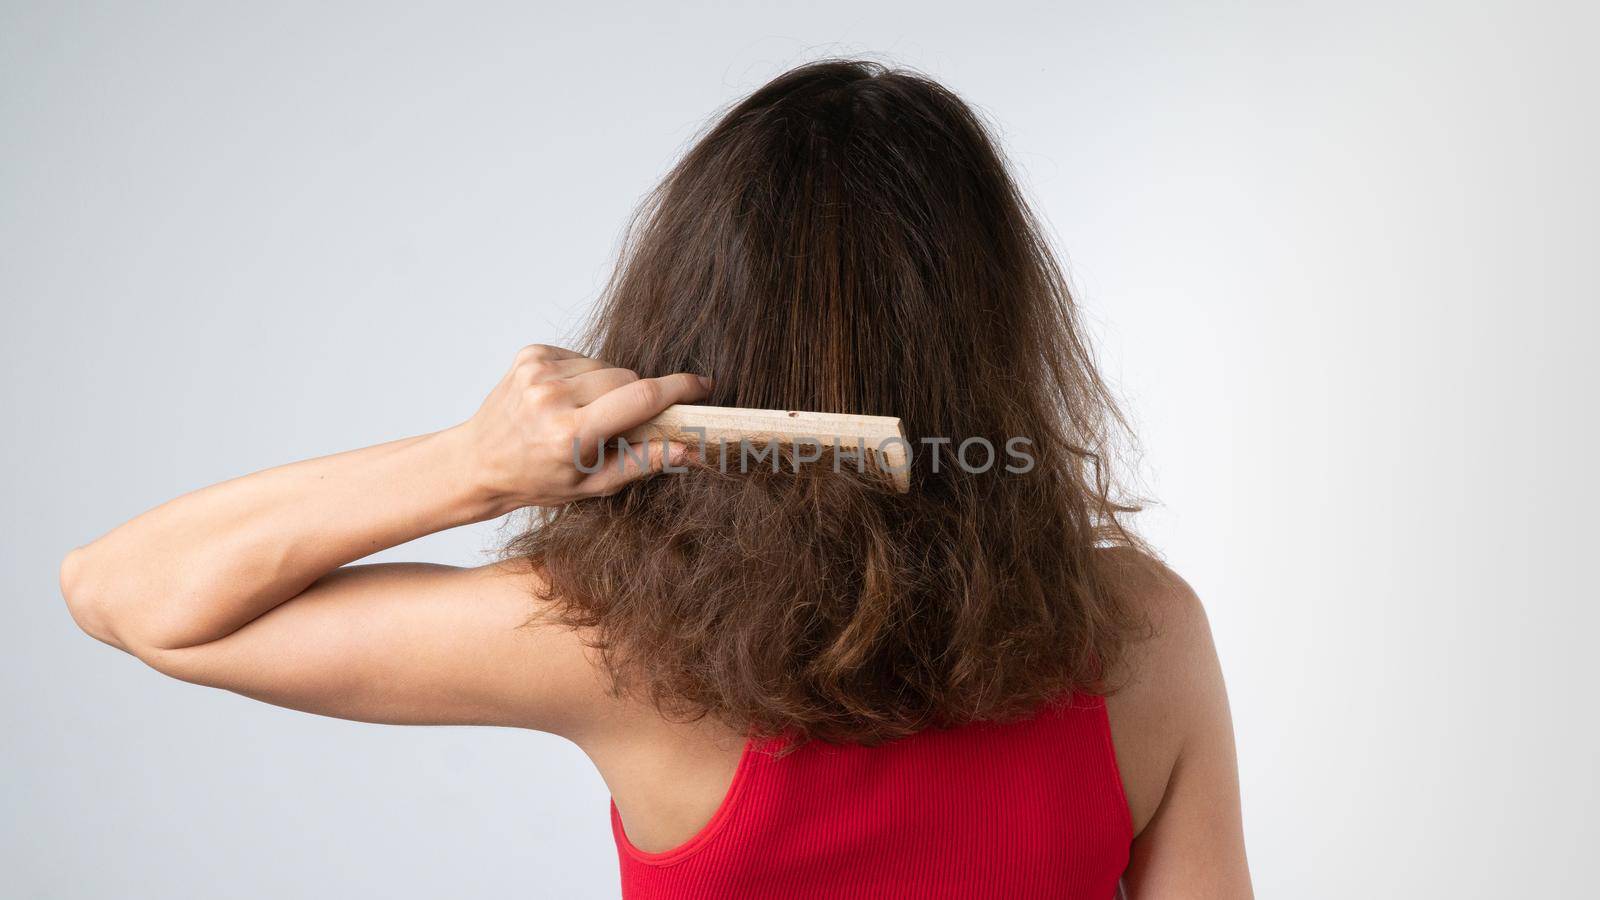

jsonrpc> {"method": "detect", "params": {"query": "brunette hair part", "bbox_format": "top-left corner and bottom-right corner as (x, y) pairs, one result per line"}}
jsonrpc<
(506, 59), (1148, 745)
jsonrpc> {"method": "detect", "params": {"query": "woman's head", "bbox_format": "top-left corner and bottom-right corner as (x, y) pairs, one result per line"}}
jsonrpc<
(509, 59), (1144, 744)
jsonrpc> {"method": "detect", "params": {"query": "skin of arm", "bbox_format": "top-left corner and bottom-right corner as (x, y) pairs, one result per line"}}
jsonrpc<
(1104, 550), (1253, 897)
(58, 344), (709, 738)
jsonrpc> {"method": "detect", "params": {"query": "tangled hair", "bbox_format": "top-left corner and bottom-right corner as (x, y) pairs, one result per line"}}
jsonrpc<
(505, 59), (1147, 745)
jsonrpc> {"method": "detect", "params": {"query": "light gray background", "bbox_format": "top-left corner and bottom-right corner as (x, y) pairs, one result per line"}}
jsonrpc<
(4, 2), (1596, 897)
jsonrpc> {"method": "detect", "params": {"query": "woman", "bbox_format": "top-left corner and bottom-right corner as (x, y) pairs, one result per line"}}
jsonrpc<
(60, 60), (1250, 897)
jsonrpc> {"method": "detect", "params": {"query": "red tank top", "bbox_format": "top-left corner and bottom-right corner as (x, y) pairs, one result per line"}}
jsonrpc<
(611, 693), (1133, 898)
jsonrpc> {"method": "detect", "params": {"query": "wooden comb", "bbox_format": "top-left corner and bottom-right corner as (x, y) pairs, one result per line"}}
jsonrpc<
(627, 405), (911, 492)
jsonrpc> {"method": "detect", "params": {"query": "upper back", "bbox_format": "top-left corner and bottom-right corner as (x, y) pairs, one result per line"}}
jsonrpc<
(610, 694), (1132, 899)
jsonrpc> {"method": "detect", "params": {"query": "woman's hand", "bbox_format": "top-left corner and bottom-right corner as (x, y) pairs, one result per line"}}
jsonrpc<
(456, 344), (712, 511)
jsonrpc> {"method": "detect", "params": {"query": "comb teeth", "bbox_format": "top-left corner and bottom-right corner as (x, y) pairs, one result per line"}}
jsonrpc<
(625, 405), (911, 493)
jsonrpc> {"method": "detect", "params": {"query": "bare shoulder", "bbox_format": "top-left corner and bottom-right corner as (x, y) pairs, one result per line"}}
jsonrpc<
(481, 557), (727, 741)
(470, 556), (623, 726)
(1099, 545), (1210, 645)
(1098, 546), (1251, 894)
(489, 558), (752, 853)
(1098, 548), (1226, 834)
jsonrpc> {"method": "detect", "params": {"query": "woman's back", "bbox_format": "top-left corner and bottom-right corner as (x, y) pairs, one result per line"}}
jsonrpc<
(61, 58), (1251, 899)
(613, 695), (1130, 899)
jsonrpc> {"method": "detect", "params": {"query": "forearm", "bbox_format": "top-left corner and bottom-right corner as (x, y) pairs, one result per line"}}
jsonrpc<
(61, 426), (506, 652)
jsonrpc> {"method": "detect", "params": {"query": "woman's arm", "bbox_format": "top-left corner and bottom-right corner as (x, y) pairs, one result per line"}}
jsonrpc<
(1105, 552), (1253, 898)
(59, 344), (709, 734)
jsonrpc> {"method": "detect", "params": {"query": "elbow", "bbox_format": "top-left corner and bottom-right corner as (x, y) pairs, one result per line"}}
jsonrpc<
(58, 546), (218, 668)
(59, 545), (125, 649)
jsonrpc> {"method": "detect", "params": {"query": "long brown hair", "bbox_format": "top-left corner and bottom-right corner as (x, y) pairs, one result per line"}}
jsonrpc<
(507, 59), (1145, 745)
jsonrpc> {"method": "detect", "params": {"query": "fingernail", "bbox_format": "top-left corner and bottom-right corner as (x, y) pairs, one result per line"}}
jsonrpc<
(669, 441), (692, 466)
(697, 375), (714, 391)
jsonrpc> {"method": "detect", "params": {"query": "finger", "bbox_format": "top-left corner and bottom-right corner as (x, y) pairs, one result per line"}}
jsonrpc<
(576, 373), (713, 449)
(514, 344), (584, 364)
(547, 353), (601, 371)
(547, 356), (611, 379)
(510, 345), (595, 386)
(567, 367), (640, 405)
(580, 439), (693, 496)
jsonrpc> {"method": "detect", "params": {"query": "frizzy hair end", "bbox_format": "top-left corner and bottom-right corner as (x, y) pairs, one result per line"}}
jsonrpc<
(505, 59), (1147, 746)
